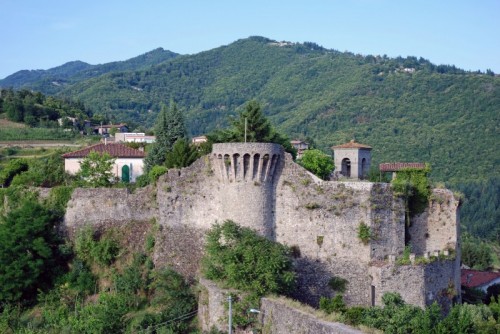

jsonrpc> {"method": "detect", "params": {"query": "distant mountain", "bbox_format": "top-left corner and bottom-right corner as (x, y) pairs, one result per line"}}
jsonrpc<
(1, 36), (498, 184)
(0, 48), (179, 94)
(0, 60), (93, 89)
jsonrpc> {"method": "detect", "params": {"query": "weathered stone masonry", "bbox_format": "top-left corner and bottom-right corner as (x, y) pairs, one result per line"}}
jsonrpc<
(64, 142), (461, 310)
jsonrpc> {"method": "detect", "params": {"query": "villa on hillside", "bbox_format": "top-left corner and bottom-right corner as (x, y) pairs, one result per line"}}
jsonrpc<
(62, 143), (145, 182)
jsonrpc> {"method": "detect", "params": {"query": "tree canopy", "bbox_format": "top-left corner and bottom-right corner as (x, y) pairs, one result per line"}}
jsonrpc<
(297, 149), (334, 180)
(76, 151), (116, 187)
(202, 220), (296, 296)
(209, 100), (296, 157)
(0, 199), (62, 304)
(144, 101), (186, 172)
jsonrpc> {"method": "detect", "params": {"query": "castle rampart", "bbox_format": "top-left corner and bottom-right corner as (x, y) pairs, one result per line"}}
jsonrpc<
(63, 145), (460, 310)
(211, 143), (284, 238)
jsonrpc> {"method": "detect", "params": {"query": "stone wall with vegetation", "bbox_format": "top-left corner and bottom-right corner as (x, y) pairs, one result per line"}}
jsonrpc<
(63, 144), (460, 309)
(64, 187), (157, 237)
(370, 259), (460, 309)
(260, 297), (363, 334)
(409, 188), (460, 255)
(197, 278), (362, 334)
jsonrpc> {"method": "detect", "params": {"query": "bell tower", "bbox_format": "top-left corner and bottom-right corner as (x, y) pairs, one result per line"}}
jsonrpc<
(331, 140), (372, 180)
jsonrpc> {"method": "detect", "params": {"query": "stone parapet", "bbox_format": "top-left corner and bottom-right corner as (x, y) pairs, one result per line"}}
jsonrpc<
(212, 142), (284, 184)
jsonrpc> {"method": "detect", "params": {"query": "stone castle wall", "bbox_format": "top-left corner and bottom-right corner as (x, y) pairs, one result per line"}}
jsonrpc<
(63, 143), (461, 309)
(198, 278), (363, 334)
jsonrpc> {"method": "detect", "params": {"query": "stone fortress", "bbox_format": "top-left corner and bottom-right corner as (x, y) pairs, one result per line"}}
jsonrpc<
(64, 141), (461, 317)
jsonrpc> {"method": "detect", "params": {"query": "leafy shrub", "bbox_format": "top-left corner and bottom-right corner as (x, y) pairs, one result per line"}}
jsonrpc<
(91, 235), (119, 266)
(319, 295), (346, 314)
(134, 173), (150, 187)
(392, 166), (431, 216)
(396, 245), (412, 265)
(328, 277), (348, 292)
(357, 222), (372, 245)
(69, 292), (130, 333)
(74, 227), (119, 266)
(297, 149), (334, 180)
(148, 165), (168, 183)
(114, 254), (147, 294)
(45, 185), (74, 217)
(202, 220), (296, 296)
(0, 159), (29, 187)
(344, 306), (365, 326)
(65, 259), (96, 296)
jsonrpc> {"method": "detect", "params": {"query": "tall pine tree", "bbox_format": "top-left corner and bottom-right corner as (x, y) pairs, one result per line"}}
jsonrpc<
(209, 100), (296, 158)
(144, 101), (186, 173)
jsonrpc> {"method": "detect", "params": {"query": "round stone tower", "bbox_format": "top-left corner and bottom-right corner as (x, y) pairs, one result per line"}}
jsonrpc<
(211, 143), (284, 239)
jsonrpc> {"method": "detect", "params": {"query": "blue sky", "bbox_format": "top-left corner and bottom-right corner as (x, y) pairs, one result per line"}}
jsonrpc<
(1, 0), (499, 79)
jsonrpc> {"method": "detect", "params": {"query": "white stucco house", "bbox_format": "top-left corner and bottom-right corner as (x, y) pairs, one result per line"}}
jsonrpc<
(62, 143), (145, 182)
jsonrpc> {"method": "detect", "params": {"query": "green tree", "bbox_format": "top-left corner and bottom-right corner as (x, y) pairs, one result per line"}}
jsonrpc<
(209, 100), (296, 157)
(76, 151), (116, 187)
(230, 100), (273, 142)
(0, 199), (61, 303)
(202, 220), (296, 296)
(297, 149), (334, 180)
(165, 138), (199, 169)
(461, 233), (493, 270)
(144, 101), (186, 172)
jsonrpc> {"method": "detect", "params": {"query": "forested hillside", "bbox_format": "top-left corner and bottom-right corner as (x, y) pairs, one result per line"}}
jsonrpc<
(1, 37), (498, 236)
(2, 36), (497, 184)
(0, 48), (179, 94)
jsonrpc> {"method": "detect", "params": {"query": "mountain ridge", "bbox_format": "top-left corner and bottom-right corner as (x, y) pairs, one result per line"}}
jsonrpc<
(0, 47), (180, 92)
(1, 36), (498, 183)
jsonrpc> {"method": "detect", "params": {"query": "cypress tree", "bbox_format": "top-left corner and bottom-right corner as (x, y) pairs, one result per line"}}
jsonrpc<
(144, 101), (186, 173)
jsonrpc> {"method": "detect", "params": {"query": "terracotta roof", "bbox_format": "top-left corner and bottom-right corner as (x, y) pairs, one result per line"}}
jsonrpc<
(379, 162), (426, 172)
(461, 269), (500, 288)
(61, 143), (145, 159)
(332, 140), (372, 150)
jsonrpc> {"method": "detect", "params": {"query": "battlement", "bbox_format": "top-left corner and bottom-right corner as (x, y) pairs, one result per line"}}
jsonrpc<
(212, 143), (283, 184)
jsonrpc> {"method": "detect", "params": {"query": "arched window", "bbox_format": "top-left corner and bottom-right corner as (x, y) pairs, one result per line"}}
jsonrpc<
(361, 158), (367, 179)
(243, 154), (251, 179)
(341, 158), (351, 177)
(253, 154), (260, 179)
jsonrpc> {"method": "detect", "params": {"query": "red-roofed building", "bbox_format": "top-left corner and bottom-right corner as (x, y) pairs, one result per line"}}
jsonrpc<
(379, 162), (427, 179)
(461, 269), (500, 292)
(62, 143), (145, 182)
